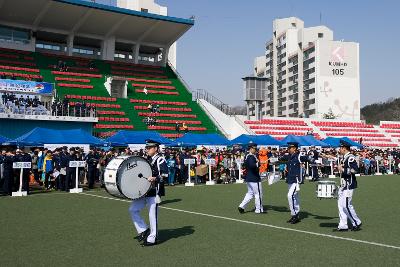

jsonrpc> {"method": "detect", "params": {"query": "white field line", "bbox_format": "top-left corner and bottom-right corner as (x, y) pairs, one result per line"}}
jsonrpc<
(79, 192), (400, 250)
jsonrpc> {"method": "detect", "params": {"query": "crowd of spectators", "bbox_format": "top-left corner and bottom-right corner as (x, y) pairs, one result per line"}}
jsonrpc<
(0, 93), (97, 117)
(143, 117), (157, 126)
(0, 92), (48, 115)
(54, 60), (96, 72)
(143, 103), (160, 126)
(1, 145), (400, 196)
(51, 98), (96, 117)
(143, 102), (189, 133)
(55, 60), (68, 72)
(147, 103), (160, 113)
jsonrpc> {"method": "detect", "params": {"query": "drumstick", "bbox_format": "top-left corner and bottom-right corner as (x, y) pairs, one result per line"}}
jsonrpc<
(138, 173), (148, 180)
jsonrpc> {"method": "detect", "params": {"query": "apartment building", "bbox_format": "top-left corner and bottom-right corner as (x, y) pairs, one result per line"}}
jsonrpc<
(245, 17), (360, 120)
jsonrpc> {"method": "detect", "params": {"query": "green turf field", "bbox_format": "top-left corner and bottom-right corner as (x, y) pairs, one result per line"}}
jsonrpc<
(1, 175), (400, 266)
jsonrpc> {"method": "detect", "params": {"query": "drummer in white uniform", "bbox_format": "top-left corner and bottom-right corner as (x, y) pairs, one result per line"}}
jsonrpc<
(129, 139), (168, 246)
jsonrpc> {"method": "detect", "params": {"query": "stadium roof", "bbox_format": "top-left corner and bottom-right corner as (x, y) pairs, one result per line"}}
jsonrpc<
(0, 0), (194, 47)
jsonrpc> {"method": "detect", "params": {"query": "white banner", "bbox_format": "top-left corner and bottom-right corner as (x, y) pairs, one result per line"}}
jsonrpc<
(13, 162), (31, 169)
(205, 159), (216, 166)
(69, 161), (86, 168)
(184, 158), (196, 165)
(0, 79), (53, 94)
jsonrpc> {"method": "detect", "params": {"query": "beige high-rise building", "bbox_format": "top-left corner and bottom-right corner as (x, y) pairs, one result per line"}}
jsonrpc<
(245, 17), (360, 120)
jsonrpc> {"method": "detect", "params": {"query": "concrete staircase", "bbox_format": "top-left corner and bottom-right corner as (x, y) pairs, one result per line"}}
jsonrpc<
(305, 120), (327, 139)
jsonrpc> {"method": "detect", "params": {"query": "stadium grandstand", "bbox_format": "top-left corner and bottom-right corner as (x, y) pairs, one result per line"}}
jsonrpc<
(198, 100), (400, 148)
(0, 0), (218, 139)
(0, 0), (399, 149)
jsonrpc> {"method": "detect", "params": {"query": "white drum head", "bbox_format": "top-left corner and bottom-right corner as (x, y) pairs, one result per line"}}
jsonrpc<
(117, 156), (153, 200)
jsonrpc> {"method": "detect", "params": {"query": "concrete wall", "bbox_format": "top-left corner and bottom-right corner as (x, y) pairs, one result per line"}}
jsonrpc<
(253, 56), (266, 77)
(198, 99), (249, 139)
(116, 0), (176, 68)
(0, 39), (36, 52)
(117, 0), (166, 14)
(273, 17), (304, 36)
(300, 26), (333, 45)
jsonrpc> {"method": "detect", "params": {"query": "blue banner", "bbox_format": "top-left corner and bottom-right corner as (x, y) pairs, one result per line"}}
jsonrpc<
(0, 79), (53, 94)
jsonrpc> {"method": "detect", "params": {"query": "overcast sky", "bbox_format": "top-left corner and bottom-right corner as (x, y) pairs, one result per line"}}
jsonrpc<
(155, 0), (399, 107)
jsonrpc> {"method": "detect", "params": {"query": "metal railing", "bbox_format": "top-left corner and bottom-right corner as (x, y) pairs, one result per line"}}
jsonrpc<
(193, 89), (233, 115)
(167, 61), (193, 94)
(0, 103), (97, 118)
(167, 62), (234, 116)
(234, 115), (255, 135)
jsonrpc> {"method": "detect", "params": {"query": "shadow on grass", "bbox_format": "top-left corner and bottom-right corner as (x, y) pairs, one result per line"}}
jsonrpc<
(319, 222), (338, 228)
(158, 226), (195, 243)
(0, 188), (59, 197)
(245, 205), (338, 221)
(160, 198), (182, 205)
(244, 205), (290, 213)
(265, 205), (290, 213)
(299, 211), (337, 220)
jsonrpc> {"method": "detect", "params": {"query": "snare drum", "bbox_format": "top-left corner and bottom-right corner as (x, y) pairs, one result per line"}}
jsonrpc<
(316, 180), (338, 199)
(104, 156), (153, 200)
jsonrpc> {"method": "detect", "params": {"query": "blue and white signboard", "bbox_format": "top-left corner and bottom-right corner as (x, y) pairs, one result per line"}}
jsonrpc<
(0, 79), (53, 94)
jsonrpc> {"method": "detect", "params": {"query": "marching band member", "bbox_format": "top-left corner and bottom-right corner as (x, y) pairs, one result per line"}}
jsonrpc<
(280, 142), (314, 224)
(0, 149), (15, 196)
(129, 139), (168, 246)
(238, 141), (265, 214)
(335, 140), (362, 231)
(85, 148), (99, 189)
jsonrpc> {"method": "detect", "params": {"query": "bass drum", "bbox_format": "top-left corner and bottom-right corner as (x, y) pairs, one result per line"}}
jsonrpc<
(104, 156), (153, 200)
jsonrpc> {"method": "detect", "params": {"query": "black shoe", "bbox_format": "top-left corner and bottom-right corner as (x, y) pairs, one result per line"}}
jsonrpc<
(290, 215), (301, 224)
(287, 216), (295, 223)
(351, 224), (362, 231)
(142, 240), (157, 247)
(137, 228), (150, 242)
(238, 207), (245, 214)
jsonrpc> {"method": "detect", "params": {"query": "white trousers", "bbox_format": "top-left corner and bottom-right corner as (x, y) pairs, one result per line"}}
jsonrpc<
(287, 183), (300, 216)
(239, 182), (263, 213)
(129, 197), (158, 243)
(338, 189), (362, 229)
